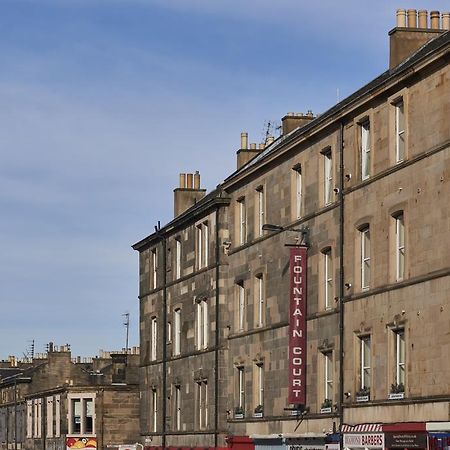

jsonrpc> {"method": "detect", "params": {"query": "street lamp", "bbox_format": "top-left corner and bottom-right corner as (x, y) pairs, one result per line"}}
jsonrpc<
(262, 223), (310, 247)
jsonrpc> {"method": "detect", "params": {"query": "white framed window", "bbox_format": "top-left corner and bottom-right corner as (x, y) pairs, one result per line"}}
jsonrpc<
(360, 336), (371, 390)
(361, 120), (371, 179)
(361, 226), (371, 290)
(174, 385), (181, 431)
(237, 282), (245, 331)
(151, 389), (157, 432)
(323, 249), (333, 309)
(293, 165), (303, 219)
(26, 400), (33, 438)
(55, 394), (60, 437)
(323, 149), (333, 205)
(395, 213), (405, 281)
(167, 321), (172, 344)
(255, 275), (264, 327)
(196, 222), (209, 269)
(196, 380), (208, 430)
(151, 248), (157, 289)
(238, 198), (247, 245)
(256, 363), (264, 408)
(196, 299), (208, 350)
(67, 394), (95, 436)
(237, 367), (245, 408)
(256, 187), (265, 237)
(394, 329), (405, 388)
(151, 317), (157, 361)
(395, 99), (405, 163)
(323, 352), (333, 400)
(175, 239), (181, 279)
(33, 398), (42, 438)
(173, 308), (181, 356)
(46, 396), (53, 438)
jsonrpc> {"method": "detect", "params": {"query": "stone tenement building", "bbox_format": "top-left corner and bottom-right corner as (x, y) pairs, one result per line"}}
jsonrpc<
(133, 9), (450, 450)
(0, 345), (140, 450)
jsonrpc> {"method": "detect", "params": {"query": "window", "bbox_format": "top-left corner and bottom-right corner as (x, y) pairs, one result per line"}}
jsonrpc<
(361, 120), (371, 179)
(360, 226), (371, 290)
(196, 299), (208, 350)
(255, 275), (264, 327)
(293, 165), (303, 219)
(196, 381), (208, 429)
(395, 99), (405, 163)
(394, 213), (405, 281)
(173, 309), (181, 356)
(360, 336), (371, 391)
(46, 396), (53, 438)
(237, 367), (245, 409)
(151, 317), (157, 361)
(256, 187), (265, 237)
(196, 221), (209, 269)
(238, 198), (247, 245)
(151, 389), (158, 432)
(152, 248), (157, 289)
(26, 400), (32, 438)
(394, 329), (405, 388)
(55, 395), (60, 437)
(323, 352), (333, 401)
(167, 321), (172, 344)
(68, 394), (95, 436)
(255, 363), (264, 409)
(33, 398), (42, 438)
(237, 282), (246, 331)
(323, 149), (333, 205)
(175, 239), (181, 279)
(174, 385), (181, 431)
(323, 249), (333, 309)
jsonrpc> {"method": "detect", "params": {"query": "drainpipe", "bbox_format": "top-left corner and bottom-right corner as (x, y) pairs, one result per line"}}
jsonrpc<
(214, 206), (220, 448)
(338, 122), (345, 443)
(162, 232), (167, 450)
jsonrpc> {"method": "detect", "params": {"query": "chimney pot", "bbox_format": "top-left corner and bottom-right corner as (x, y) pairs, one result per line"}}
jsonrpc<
(240, 132), (248, 150)
(418, 10), (428, 28)
(266, 136), (274, 145)
(407, 9), (417, 28)
(250, 143), (256, 149)
(442, 12), (450, 30)
(193, 171), (200, 189)
(259, 143), (265, 150)
(397, 9), (407, 27)
(430, 11), (440, 29)
(186, 173), (193, 189)
(179, 173), (186, 189)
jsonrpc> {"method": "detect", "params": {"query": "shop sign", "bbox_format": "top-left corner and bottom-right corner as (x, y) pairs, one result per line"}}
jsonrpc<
(343, 433), (384, 448)
(385, 433), (427, 448)
(288, 445), (324, 450)
(325, 445), (339, 450)
(288, 246), (307, 405)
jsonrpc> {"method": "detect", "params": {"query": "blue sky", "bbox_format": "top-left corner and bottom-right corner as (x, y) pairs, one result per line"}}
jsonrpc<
(1, 0), (449, 359)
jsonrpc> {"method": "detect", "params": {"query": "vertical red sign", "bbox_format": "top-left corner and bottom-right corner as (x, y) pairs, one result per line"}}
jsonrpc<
(288, 246), (307, 405)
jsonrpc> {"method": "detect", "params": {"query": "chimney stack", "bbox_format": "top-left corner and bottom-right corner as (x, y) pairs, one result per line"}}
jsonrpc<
(173, 171), (206, 217)
(281, 111), (315, 135)
(236, 131), (263, 169)
(389, 9), (445, 69)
